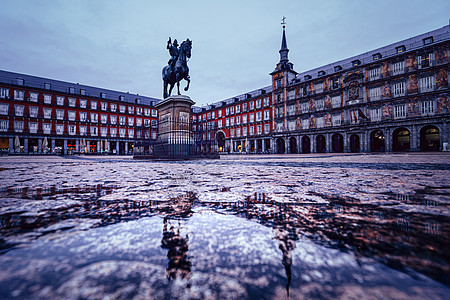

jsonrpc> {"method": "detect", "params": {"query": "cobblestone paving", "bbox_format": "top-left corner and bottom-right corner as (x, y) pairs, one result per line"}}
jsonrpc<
(0, 153), (449, 299)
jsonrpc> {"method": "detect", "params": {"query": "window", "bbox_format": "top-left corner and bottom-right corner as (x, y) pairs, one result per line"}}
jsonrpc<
(288, 120), (295, 131)
(392, 61), (405, 75)
(110, 128), (117, 137)
(69, 98), (76, 107)
(16, 78), (24, 86)
(242, 103), (247, 111)
(119, 105), (126, 113)
(79, 126), (87, 136)
(256, 99), (262, 108)
(56, 124), (64, 135)
(264, 97), (270, 107)
(332, 77), (340, 89)
(302, 119), (309, 129)
(225, 107), (229, 116)
(101, 102), (108, 111)
(0, 103), (8, 115)
(27, 122), (37, 134)
(373, 53), (382, 60)
(144, 108), (150, 116)
(29, 92), (38, 102)
(56, 109), (64, 120)
(119, 116), (126, 125)
(111, 104), (117, 112)
(230, 129), (235, 137)
(230, 117), (235, 126)
(393, 82), (405, 97)
(369, 108), (382, 122)
(101, 127), (108, 137)
(257, 125), (262, 134)
(14, 90), (24, 100)
(207, 112), (211, 120)
(230, 106), (234, 114)
(352, 60), (361, 67)
(243, 127), (247, 136)
(316, 99), (324, 111)
(15, 105), (24, 116)
(423, 37), (433, 45)
(420, 100), (436, 115)
(44, 108), (52, 119)
(368, 87), (381, 101)
(0, 120), (8, 132)
(136, 107), (142, 115)
(264, 110), (270, 120)
(393, 104), (407, 119)
(331, 95), (342, 108)
(100, 92), (106, 99)
(249, 126), (255, 135)
(218, 109), (222, 117)
(218, 120), (222, 128)
(264, 124), (270, 133)
(236, 128), (241, 137)
(128, 129), (134, 138)
(43, 123), (52, 134)
(14, 121), (24, 132)
(276, 122), (283, 132)
(225, 118), (229, 126)
(44, 83), (51, 90)
(249, 113), (254, 123)
(0, 88), (10, 99)
(80, 99), (87, 108)
(128, 117), (134, 126)
(396, 45), (406, 53)
(69, 87), (75, 94)
(69, 125), (76, 135)
(332, 114), (342, 126)
(80, 89), (86, 96)
(91, 101), (97, 110)
(128, 106), (134, 114)
(101, 114), (108, 124)
(315, 82), (324, 94)
(136, 118), (142, 127)
(418, 53), (434, 69)
(249, 101), (254, 110)
(235, 105), (240, 114)
(90, 113), (98, 123)
(334, 65), (342, 72)
(368, 68), (381, 81)
(79, 112), (87, 122)
(68, 111), (76, 121)
(29, 106), (39, 118)
(419, 76), (435, 92)
(90, 126), (98, 136)
(107, 115), (115, 125)
(56, 96), (64, 105)
(316, 117), (324, 128)
(256, 111), (262, 121)
(144, 119), (150, 127)
(301, 102), (309, 113)
(242, 114), (247, 124)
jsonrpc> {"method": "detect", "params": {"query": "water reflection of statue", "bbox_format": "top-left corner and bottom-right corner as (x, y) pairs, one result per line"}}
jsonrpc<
(161, 217), (191, 281)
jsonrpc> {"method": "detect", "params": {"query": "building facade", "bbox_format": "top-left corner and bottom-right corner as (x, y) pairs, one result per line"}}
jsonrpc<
(0, 70), (160, 155)
(195, 23), (450, 154)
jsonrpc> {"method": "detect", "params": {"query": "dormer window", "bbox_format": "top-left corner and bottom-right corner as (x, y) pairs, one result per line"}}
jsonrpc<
(423, 37), (433, 45)
(69, 87), (75, 94)
(352, 59), (361, 67)
(44, 82), (51, 90)
(372, 53), (382, 60)
(334, 65), (342, 72)
(396, 45), (406, 53)
(100, 92), (106, 99)
(318, 70), (326, 76)
(304, 75), (312, 81)
(16, 78), (24, 86)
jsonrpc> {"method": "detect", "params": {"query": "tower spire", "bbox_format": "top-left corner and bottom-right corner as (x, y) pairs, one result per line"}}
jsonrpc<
(279, 16), (289, 63)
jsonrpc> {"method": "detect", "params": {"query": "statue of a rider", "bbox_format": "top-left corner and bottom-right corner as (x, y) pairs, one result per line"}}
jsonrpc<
(167, 37), (179, 70)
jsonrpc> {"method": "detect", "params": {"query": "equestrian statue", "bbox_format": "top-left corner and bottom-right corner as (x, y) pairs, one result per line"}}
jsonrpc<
(162, 37), (192, 99)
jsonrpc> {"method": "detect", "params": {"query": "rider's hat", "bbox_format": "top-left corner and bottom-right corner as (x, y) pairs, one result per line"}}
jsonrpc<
(173, 39), (179, 47)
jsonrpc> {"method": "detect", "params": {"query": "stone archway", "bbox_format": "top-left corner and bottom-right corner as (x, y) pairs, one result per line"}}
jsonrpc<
(332, 133), (344, 153)
(316, 135), (326, 153)
(420, 125), (440, 151)
(392, 127), (410, 152)
(349, 134), (360, 153)
(289, 137), (297, 154)
(276, 138), (285, 154)
(302, 136), (311, 154)
(216, 131), (226, 152)
(370, 130), (385, 152)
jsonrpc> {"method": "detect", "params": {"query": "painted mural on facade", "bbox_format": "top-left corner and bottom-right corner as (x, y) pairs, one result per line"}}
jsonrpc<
(324, 78), (330, 92)
(437, 93), (449, 113)
(408, 97), (419, 116)
(382, 103), (392, 120)
(296, 118), (301, 130)
(324, 113), (332, 127)
(435, 46), (448, 65)
(436, 69), (448, 89)
(309, 116), (316, 129)
(405, 53), (416, 72)
(309, 99), (315, 112)
(407, 75), (418, 94)
(381, 61), (390, 78)
(382, 82), (391, 98)
(324, 95), (331, 109)
(308, 82), (315, 95)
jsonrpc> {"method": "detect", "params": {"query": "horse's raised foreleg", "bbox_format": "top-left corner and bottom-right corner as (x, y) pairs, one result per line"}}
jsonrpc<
(184, 75), (190, 91)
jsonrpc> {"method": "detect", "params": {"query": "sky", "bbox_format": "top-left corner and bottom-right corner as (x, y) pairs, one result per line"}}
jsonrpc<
(0, 0), (449, 106)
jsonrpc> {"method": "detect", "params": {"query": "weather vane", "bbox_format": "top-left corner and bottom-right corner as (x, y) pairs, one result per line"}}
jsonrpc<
(281, 16), (286, 27)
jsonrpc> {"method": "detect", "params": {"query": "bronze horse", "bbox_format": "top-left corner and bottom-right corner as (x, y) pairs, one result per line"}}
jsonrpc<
(162, 39), (192, 99)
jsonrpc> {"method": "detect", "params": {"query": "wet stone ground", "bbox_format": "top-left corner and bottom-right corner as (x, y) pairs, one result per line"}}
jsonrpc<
(0, 153), (449, 299)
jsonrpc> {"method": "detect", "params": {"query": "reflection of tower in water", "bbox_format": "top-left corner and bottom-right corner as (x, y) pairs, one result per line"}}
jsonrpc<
(161, 217), (191, 281)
